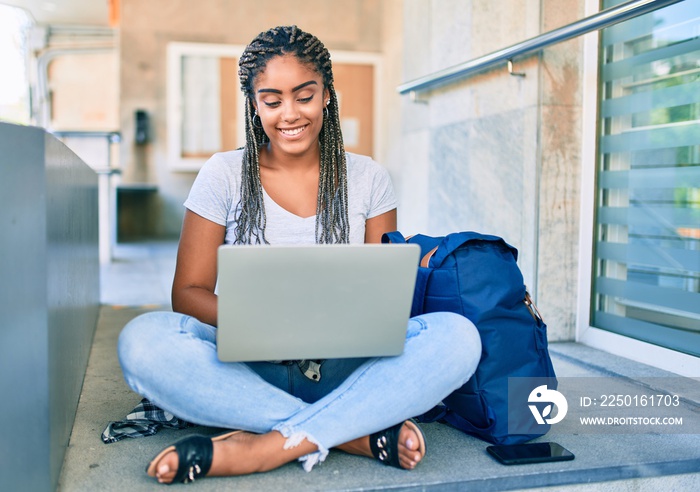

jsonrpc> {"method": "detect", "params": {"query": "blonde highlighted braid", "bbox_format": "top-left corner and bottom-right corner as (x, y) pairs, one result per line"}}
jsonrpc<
(235, 25), (349, 244)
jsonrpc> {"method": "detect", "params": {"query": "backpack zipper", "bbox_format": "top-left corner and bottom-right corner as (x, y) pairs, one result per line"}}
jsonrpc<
(524, 291), (544, 323)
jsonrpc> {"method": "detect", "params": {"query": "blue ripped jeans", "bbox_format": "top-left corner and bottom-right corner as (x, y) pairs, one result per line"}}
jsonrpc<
(118, 311), (481, 471)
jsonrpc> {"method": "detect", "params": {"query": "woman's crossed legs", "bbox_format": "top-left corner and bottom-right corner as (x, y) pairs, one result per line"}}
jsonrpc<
(118, 311), (481, 483)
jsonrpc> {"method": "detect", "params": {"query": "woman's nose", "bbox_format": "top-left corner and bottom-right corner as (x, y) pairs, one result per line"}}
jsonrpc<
(281, 103), (300, 123)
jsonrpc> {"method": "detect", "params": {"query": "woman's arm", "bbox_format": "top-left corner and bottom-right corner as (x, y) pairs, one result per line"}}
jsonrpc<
(171, 209), (226, 326)
(364, 208), (397, 244)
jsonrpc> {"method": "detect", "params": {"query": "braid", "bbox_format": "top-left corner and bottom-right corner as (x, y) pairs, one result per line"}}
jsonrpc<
(317, 84), (349, 243)
(235, 25), (349, 244)
(236, 101), (267, 244)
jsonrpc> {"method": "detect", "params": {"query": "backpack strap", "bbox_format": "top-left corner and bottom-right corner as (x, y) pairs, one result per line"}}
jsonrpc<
(381, 231), (407, 244)
(420, 247), (438, 268)
(417, 404), (499, 440)
(442, 406), (497, 437)
(413, 404), (449, 423)
(382, 231), (432, 317)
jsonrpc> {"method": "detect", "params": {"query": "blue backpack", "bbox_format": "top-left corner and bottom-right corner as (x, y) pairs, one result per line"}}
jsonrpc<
(382, 231), (557, 445)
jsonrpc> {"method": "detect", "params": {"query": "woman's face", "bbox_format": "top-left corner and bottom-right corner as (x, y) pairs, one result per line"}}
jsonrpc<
(253, 54), (329, 159)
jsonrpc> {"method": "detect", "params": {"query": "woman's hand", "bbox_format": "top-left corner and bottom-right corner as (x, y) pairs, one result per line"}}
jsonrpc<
(171, 210), (226, 326)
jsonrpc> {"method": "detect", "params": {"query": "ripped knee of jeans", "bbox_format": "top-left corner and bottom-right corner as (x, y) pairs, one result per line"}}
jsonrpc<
(276, 427), (329, 472)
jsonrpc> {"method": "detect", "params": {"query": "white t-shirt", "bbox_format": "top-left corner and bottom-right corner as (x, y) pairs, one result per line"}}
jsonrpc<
(184, 149), (397, 244)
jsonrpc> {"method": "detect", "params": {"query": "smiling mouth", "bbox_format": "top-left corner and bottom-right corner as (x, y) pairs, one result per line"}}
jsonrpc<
(278, 125), (307, 137)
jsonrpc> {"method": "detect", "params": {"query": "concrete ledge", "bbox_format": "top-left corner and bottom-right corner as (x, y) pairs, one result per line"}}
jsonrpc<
(1, 122), (100, 492)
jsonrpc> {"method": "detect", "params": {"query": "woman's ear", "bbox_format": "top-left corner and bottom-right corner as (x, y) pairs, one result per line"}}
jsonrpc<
(324, 88), (330, 106)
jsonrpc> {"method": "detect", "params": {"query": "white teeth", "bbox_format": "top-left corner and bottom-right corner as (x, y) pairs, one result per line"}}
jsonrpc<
(280, 126), (305, 136)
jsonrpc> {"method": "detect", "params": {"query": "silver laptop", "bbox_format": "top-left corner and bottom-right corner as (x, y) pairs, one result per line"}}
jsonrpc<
(216, 243), (420, 362)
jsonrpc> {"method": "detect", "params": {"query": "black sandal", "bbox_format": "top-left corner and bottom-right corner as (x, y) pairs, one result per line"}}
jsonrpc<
(369, 419), (426, 469)
(146, 430), (241, 484)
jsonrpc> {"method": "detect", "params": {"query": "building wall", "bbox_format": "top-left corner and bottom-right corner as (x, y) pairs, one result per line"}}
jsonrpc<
(118, 0), (395, 238)
(537, 0), (584, 341)
(397, 0), (584, 340)
(49, 51), (119, 131)
(116, 0), (582, 338)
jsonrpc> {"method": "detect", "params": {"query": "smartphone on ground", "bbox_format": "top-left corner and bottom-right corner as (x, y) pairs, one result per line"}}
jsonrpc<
(486, 442), (575, 465)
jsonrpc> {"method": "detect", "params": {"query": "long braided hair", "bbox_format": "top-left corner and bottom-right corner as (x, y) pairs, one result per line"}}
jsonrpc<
(235, 25), (349, 244)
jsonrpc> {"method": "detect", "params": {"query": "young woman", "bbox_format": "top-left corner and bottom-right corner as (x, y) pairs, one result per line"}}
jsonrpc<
(117, 25), (482, 485)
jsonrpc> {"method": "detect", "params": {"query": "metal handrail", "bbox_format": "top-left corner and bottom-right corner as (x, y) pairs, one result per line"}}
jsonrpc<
(397, 0), (685, 95)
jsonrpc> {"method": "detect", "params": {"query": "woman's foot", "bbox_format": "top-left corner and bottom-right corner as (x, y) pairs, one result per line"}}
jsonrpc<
(147, 430), (317, 484)
(147, 421), (426, 484)
(337, 420), (426, 470)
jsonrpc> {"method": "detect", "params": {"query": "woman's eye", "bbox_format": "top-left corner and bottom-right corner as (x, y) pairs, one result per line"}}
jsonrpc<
(264, 101), (281, 108)
(298, 96), (313, 103)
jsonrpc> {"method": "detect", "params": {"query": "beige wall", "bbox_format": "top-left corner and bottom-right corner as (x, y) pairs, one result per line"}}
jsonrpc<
(49, 52), (119, 131)
(118, 0), (396, 238)
(398, 0), (584, 340)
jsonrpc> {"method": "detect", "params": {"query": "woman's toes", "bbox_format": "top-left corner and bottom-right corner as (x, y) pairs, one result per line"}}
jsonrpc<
(401, 426), (420, 451)
(153, 452), (178, 483)
(399, 454), (417, 469)
(398, 422), (424, 469)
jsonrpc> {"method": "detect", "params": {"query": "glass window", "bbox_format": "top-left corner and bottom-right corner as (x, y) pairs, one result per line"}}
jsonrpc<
(0, 5), (31, 124)
(593, 0), (700, 357)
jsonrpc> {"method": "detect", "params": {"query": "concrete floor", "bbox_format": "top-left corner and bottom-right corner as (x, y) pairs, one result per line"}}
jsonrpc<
(56, 241), (700, 491)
